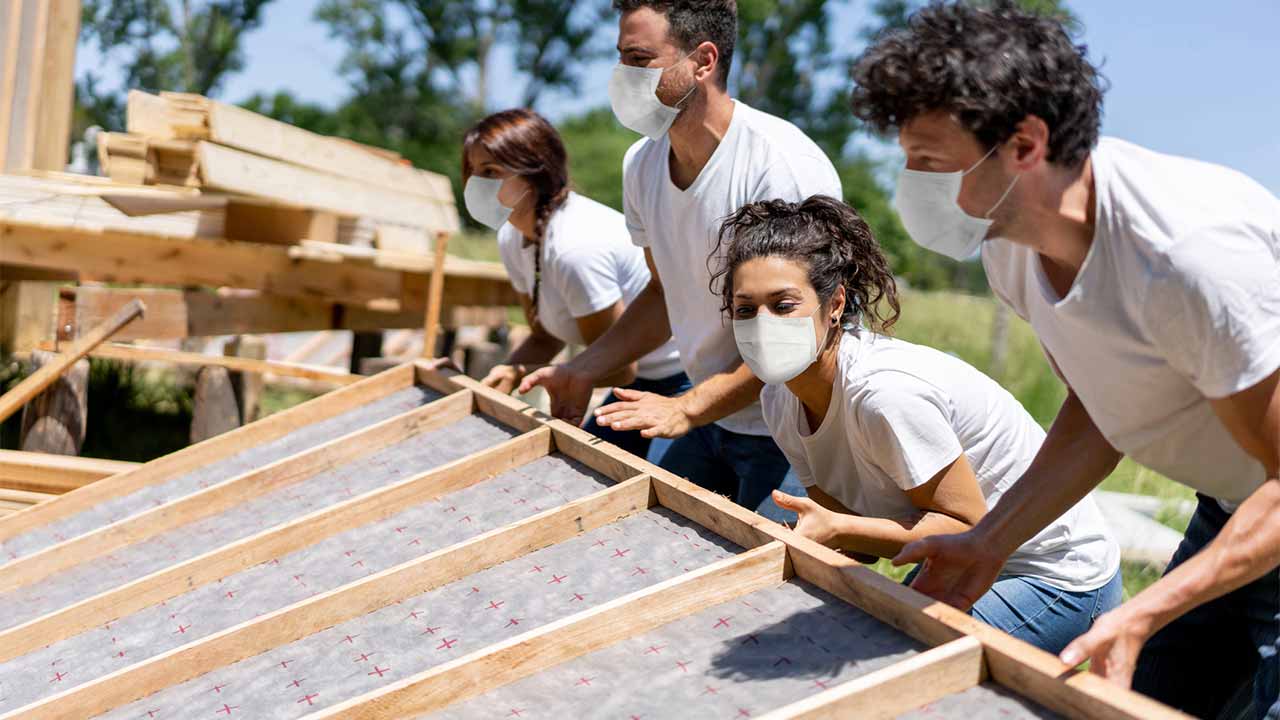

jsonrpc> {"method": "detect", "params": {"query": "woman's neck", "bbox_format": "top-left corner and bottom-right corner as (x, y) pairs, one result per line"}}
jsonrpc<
(508, 200), (538, 240)
(786, 331), (843, 431)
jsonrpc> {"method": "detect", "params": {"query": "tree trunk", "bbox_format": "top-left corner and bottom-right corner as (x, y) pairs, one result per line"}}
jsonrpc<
(19, 350), (88, 455)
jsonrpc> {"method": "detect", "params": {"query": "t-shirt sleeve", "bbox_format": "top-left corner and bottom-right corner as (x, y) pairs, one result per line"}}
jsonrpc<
(855, 377), (965, 491)
(1143, 226), (1280, 399)
(554, 248), (626, 319)
(761, 388), (816, 487)
(496, 227), (531, 296)
(622, 140), (650, 248)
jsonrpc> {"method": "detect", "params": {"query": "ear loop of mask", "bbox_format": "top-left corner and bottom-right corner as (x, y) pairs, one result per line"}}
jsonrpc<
(667, 48), (700, 111)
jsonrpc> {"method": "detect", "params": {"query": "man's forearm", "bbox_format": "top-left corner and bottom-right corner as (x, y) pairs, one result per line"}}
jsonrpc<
(979, 391), (1123, 555)
(570, 280), (672, 382)
(678, 362), (763, 428)
(506, 332), (564, 368)
(1127, 478), (1280, 635)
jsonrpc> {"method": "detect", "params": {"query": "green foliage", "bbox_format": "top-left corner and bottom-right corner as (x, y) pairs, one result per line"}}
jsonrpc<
(76, 0), (274, 132)
(559, 107), (635, 214)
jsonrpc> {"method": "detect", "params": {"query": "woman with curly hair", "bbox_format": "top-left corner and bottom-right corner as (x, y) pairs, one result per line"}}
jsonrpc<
(461, 109), (685, 460)
(714, 194), (1121, 654)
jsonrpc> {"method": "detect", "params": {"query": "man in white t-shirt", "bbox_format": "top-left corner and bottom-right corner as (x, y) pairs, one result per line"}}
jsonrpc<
(848, 4), (1280, 718)
(520, 0), (842, 513)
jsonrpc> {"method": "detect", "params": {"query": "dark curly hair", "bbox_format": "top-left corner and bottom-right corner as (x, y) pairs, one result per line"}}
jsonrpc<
(613, 0), (737, 87)
(849, 1), (1105, 167)
(709, 196), (901, 334)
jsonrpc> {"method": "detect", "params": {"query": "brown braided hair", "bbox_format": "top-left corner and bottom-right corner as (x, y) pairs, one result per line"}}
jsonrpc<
(462, 109), (571, 318)
(708, 195), (901, 334)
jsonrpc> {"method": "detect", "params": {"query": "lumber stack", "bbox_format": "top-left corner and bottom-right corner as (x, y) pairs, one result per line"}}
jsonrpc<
(98, 90), (460, 254)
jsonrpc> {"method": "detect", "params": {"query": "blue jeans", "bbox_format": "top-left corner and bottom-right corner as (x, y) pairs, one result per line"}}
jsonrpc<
(1133, 494), (1278, 720)
(581, 372), (691, 464)
(906, 566), (1123, 655)
(657, 422), (793, 518)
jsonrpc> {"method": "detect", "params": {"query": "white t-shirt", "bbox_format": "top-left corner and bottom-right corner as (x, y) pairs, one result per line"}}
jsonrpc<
(983, 138), (1280, 508)
(762, 332), (1119, 592)
(623, 101), (843, 435)
(498, 192), (682, 380)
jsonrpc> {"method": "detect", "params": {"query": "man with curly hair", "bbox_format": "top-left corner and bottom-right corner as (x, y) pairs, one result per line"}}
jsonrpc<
(850, 2), (1280, 718)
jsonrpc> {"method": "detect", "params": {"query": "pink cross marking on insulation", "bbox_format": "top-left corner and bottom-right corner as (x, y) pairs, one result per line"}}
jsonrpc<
(297, 694), (319, 706)
(50, 671), (68, 683)
(487, 600), (505, 610)
(529, 564), (544, 573)
(508, 710), (525, 718)
(570, 592), (587, 602)
(548, 574), (567, 584)
(174, 624), (191, 634)
(408, 610), (424, 620)
(408, 538), (421, 546)
(340, 634), (359, 644)
(211, 683), (228, 694)
(714, 617), (732, 629)
(505, 618), (522, 628)
(146, 711), (160, 718)
(216, 704), (238, 715)
(422, 626), (442, 635)
(644, 645), (664, 654)
(279, 659), (295, 669)
(436, 637), (459, 650)
(812, 679), (831, 690)
(354, 652), (376, 663)
(576, 676), (594, 686)
(368, 665), (390, 678)
(612, 548), (631, 558)
(288, 678), (305, 688)
(675, 661), (690, 673)
(592, 540), (606, 547)
(631, 566), (647, 576)
(701, 686), (719, 696)
(737, 709), (752, 718)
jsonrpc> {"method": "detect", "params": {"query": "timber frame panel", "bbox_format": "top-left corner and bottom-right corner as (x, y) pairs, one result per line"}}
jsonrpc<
(0, 362), (1189, 720)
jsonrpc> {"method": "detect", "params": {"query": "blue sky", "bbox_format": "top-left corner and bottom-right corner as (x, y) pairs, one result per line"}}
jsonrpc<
(80, 1), (1280, 195)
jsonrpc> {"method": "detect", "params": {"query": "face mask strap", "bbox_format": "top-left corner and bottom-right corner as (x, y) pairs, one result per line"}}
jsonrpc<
(962, 143), (1002, 176)
(984, 173), (1020, 220)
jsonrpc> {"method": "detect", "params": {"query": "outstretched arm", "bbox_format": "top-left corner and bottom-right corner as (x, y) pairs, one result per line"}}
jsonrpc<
(593, 360), (762, 439)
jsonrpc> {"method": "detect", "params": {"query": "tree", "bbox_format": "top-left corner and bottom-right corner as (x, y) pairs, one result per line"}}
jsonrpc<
(75, 0), (275, 133)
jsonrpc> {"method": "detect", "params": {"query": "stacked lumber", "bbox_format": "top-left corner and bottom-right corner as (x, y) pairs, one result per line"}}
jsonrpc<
(97, 91), (459, 253)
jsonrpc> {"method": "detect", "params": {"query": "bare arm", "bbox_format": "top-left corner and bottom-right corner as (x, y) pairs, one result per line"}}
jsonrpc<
(776, 454), (989, 560)
(573, 301), (638, 389)
(894, 389), (1122, 609)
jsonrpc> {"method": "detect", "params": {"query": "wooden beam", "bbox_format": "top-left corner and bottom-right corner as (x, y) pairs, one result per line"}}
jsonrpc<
(0, 389), (474, 593)
(0, 0), (79, 173)
(0, 428), (555, 664)
(759, 637), (985, 720)
(423, 232), (450, 357)
(49, 342), (362, 386)
(307, 541), (788, 719)
(196, 141), (450, 230)
(4, 476), (654, 720)
(0, 487), (56, 505)
(0, 450), (139, 494)
(0, 364), (415, 547)
(0, 299), (144, 424)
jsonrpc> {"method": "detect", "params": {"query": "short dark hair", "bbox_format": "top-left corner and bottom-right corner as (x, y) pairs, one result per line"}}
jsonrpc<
(849, 1), (1104, 167)
(710, 196), (901, 333)
(613, 0), (737, 87)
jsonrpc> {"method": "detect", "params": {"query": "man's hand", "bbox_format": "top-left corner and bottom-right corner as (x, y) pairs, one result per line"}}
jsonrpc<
(518, 364), (596, 426)
(593, 388), (694, 439)
(1060, 605), (1156, 687)
(892, 530), (1008, 611)
(770, 490), (840, 548)
(481, 364), (523, 395)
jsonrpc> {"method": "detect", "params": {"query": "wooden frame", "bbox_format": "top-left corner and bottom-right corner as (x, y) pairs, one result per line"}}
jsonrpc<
(0, 450), (138, 495)
(0, 362), (1189, 720)
(40, 341), (363, 386)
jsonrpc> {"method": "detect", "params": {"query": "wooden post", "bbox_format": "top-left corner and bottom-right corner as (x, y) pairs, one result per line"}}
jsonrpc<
(189, 366), (240, 443)
(0, 299), (144, 425)
(0, 0), (81, 173)
(224, 335), (266, 423)
(422, 231), (451, 359)
(18, 349), (87, 454)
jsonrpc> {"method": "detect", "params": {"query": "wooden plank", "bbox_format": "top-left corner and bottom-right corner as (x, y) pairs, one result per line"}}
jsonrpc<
(4, 476), (655, 720)
(0, 389), (474, 593)
(0, 487), (56, 505)
(223, 202), (338, 245)
(29, 0), (78, 172)
(306, 541), (789, 719)
(759, 636), (985, 720)
(0, 279), (59, 354)
(196, 141), (452, 230)
(0, 428), (555, 664)
(51, 342), (362, 386)
(0, 363), (416, 545)
(0, 299), (144, 424)
(0, 450), (138, 494)
(0, 219), (405, 307)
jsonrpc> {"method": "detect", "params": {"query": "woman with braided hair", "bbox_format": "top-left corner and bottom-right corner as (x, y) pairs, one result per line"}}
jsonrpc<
(461, 109), (685, 460)
(713, 194), (1121, 653)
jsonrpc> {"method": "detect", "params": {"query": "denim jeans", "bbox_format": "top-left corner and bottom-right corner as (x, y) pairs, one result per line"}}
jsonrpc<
(906, 566), (1123, 655)
(656, 422), (793, 517)
(581, 372), (692, 463)
(1132, 494), (1279, 720)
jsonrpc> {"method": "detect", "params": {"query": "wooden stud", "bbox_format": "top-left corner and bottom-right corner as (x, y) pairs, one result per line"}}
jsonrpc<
(0, 488), (57, 505)
(0, 389), (474, 593)
(0, 299), (144, 424)
(306, 541), (788, 719)
(0, 450), (138, 494)
(3, 476), (654, 720)
(48, 341), (362, 386)
(0, 428), (555, 664)
(759, 636), (985, 720)
(423, 231), (451, 358)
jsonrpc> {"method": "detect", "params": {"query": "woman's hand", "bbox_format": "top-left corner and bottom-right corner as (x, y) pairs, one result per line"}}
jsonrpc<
(593, 388), (694, 439)
(481, 364), (524, 395)
(770, 490), (842, 548)
(1059, 604), (1157, 687)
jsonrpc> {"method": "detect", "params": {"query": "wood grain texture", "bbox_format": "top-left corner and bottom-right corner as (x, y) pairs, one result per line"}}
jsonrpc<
(0, 450), (138, 494)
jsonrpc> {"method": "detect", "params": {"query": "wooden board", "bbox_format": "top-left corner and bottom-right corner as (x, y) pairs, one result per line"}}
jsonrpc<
(0, 0), (79, 173)
(0, 363), (1189, 720)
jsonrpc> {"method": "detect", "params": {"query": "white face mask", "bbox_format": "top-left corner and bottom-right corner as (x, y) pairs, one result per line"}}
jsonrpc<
(607, 51), (697, 140)
(893, 144), (1021, 261)
(733, 305), (832, 386)
(464, 176), (526, 231)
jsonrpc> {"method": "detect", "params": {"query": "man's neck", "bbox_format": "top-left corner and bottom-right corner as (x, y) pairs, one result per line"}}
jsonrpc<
(667, 89), (735, 190)
(1010, 158), (1097, 296)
